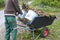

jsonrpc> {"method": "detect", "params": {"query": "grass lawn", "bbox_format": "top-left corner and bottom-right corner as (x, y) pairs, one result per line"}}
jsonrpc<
(35, 6), (60, 13)
(17, 13), (60, 40)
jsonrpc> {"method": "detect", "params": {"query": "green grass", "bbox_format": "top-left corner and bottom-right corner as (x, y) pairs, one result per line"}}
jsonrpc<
(30, 0), (60, 12)
(47, 20), (60, 40)
(33, 5), (60, 13)
(39, 6), (60, 13)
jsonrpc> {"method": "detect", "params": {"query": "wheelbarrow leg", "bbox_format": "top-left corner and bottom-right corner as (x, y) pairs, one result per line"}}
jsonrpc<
(32, 30), (34, 40)
(30, 28), (35, 40)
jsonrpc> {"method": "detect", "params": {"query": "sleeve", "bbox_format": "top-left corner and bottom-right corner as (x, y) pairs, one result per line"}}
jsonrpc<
(12, 0), (22, 13)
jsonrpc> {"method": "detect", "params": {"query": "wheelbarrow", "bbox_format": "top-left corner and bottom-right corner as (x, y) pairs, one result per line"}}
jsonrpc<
(16, 10), (56, 40)
(16, 15), (56, 40)
(25, 15), (56, 40)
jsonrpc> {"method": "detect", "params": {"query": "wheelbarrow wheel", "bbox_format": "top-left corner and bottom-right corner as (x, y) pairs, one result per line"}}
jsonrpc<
(40, 27), (49, 38)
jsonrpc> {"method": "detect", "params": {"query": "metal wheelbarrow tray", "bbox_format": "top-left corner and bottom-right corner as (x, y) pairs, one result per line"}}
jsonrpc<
(29, 15), (56, 29)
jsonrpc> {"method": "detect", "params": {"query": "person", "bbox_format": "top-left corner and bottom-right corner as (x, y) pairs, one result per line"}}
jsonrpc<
(4, 0), (22, 40)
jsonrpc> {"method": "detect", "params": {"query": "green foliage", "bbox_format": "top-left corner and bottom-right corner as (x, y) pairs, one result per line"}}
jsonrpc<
(32, 0), (60, 8)
(0, 0), (5, 7)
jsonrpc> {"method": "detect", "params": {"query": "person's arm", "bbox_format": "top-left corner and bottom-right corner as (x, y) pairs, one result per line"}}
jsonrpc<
(12, 0), (22, 14)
